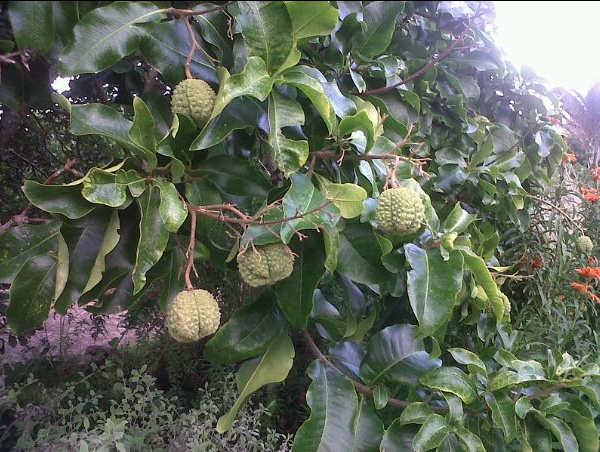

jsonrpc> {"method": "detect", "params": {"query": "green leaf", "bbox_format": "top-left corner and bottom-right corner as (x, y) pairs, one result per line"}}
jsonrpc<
(277, 66), (336, 132)
(156, 249), (186, 311)
(405, 245), (464, 339)
(487, 368), (546, 392)
(8, 1), (54, 54)
(484, 392), (517, 443)
(268, 90), (309, 175)
(284, 1), (339, 39)
(420, 367), (477, 404)
(352, 396), (384, 452)
(354, 1), (405, 58)
(217, 333), (294, 433)
(233, 1), (296, 74)
(400, 402), (433, 425)
(275, 231), (325, 329)
(7, 254), (59, 334)
(129, 97), (157, 152)
(448, 348), (488, 377)
(322, 225), (340, 273)
(194, 6), (234, 68)
(534, 414), (579, 452)
(292, 360), (359, 452)
(82, 168), (132, 208)
(360, 324), (441, 386)
(0, 222), (60, 284)
(194, 155), (272, 198)
(156, 181), (187, 233)
(316, 175), (367, 219)
(191, 97), (264, 150)
(59, 2), (163, 76)
(336, 223), (388, 285)
(373, 385), (389, 410)
(523, 416), (552, 452)
(453, 426), (485, 452)
(442, 203), (477, 235)
(280, 174), (340, 244)
(23, 181), (96, 220)
(205, 290), (287, 364)
(412, 414), (450, 452)
(54, 208), (116, 313)
(212, 56), (273, 117)
(556, 394), (599, 452)
(71, 103), (156, 167)
(132, 187), (170, 294)
(139, 20), (217, 84)
(379, 420), (419, 452)
(82, 211), (121, 294)
(339, 110), (376, 152)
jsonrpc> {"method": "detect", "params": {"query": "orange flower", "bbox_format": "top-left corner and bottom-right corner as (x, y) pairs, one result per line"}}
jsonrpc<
(593, 167), (600, 181)
(575, 267), (600, 279)
(581, 187), (600, 203)
(571, 281), (600, 304)
(562, 153), (577, 164)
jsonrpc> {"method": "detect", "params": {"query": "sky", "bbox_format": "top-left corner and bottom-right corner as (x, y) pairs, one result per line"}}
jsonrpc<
(493, 1), (600, 94)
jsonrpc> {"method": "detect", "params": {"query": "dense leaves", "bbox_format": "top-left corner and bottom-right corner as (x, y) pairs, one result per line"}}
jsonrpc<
(0, 1), (597, 450)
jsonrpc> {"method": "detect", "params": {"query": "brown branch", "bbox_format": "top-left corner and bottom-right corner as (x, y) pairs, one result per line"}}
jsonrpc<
(184, 209), (198, 290)
(528, 383), (567, 400)
(301, 330), (449, 413)
(356, 8), (490, 96)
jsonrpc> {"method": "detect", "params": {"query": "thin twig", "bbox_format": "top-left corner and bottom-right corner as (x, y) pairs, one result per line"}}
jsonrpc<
(166, 2), (233, 17)
(184, 209), (198, 290)
(527, 194), (585, 234)
(301, 330), (449, 413)
(355, 7), (490, 96)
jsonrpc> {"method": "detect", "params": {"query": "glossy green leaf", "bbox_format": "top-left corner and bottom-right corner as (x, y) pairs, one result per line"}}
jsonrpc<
(217, 333), (294, 433)
(0, 223), (60, 283)
(373, 385), (389, 410)
(132, 188), (170, 294)
(212, 56), (273, 117)
(316, 175), (367, 219)
(129, 97), (157, 152)
(157, 248), (186, 311)
(193, 155), (272, 198)
(412, 414), (450, 452)
(82, 210), (121, 293)
(59, 2), (163, 75)
(23, 181), (96, 220)
(523, 415), (553, 452)
(7, 254), (58, 334)
(280, 174), (340, 244)
(54, 208), (116, 313)
(338, 110), (376, 152)
(284, 1), (339, 39)
(405, 245), (464, 338)
(8, 1), (54, 54)
(322, 225), (340, 273)
(556, 394), (599, 452)
(534, 414), (579, 452)
(82, 168), (131, 207)
(139, 20), (217, 84)
(360, 324), (441, 386)
(459, 247), (503, 322)
(352, 396), (384, 452)
(448, 348), (488, 377)
(400, 402), (433, 425)
(71, 103), (156, 167)
(442, 203), (477, 235)
(336, 223), (388, 285)
(277, 66), (336, 132)
(454, 426), (485, 452)
(233, 1), (296, 75)
(205, 290), (287, 364)
(484, 392), (517, 443)
(420, 367), (477, 404)
(292, 360), (358, 452)
(191, 97), (264, 150)
(268, 90), (309, 175)
(275, 231), (326, 329)
(194, 6), (233, 67)
(487, 367), (546, 391)
(156, 181), (187, 233)
(379, 420), (419, 452)
(354, 1), (405, 58)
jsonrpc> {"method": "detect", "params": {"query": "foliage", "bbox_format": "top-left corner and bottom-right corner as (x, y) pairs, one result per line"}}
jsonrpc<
(0, 361), (292, 451)
(1, 1), (599, 450)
